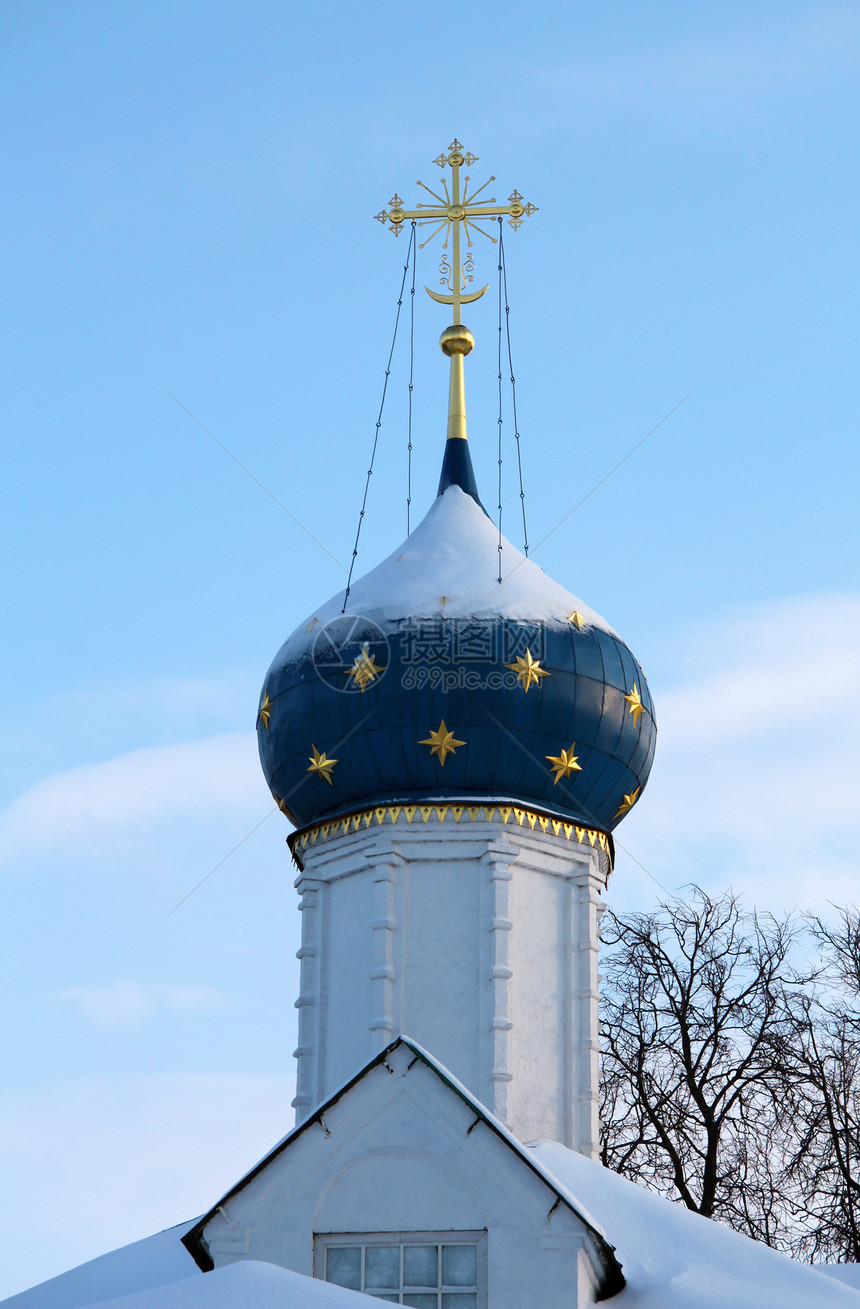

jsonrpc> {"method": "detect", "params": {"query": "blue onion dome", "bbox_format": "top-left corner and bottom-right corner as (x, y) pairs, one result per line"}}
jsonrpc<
(257, 446), (656, 838)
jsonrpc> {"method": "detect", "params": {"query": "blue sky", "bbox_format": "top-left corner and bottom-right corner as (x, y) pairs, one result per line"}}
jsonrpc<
(2, 1), (859, 1296)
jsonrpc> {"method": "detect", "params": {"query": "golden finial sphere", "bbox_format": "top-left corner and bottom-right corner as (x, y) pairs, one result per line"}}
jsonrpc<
(440, 324), (475, 357)
(448, 150), (464, 167)
(388, 207), (405, 225)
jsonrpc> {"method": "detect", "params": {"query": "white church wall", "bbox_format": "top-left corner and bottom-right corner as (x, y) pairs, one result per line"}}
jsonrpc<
(505, 838), (604, 1154)
(198, 1044), (607, 1308)
(394, 848), (484, 1091)
(291, 813), (608, 1154)
(318, 860), (376, 1094)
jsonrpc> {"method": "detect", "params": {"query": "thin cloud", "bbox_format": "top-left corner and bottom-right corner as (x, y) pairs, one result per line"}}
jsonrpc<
(3, 673), (256, 779)
(0, 733), (266, 865)
(611, 593), (860, 913)
(52, 981), (227, 1028)
(0, 1072), (295, 1301)
(658, 594), (860, 746)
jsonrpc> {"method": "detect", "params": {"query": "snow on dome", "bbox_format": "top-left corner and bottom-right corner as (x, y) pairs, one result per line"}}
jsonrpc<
(258, 485), (656, 834)
(313, 486), (615, 630)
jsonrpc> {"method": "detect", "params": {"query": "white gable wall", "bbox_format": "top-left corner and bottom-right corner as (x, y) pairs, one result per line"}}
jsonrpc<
(292, 814), (607, 1154)
(198, 1043), (607, 1307)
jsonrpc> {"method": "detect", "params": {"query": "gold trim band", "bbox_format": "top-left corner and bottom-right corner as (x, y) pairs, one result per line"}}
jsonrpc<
(288, 802), (612, 869)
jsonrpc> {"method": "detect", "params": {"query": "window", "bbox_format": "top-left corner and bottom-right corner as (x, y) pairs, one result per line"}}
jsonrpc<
(315, 1231), (487, 1308)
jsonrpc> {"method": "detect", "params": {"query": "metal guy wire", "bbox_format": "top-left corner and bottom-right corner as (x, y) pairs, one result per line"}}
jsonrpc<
(342, 221), (416, 612)
(499, 219), (529, 556)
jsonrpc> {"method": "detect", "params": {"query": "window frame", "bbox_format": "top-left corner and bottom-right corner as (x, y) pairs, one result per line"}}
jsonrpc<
(313, 1229), (488, 1307)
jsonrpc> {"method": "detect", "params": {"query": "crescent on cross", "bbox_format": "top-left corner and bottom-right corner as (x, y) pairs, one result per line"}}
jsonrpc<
(375, 139), (537, 326)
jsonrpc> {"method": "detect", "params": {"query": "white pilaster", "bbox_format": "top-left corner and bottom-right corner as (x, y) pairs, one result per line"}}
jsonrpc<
(366, 840), (402, 1052)
(292, 879), (322, 1117)
(480, 839), (517, 1128)
(571, 867), (605, 1160)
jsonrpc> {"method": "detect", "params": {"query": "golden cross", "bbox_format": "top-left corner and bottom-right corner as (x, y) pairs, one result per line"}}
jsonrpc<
(375, 141), (537, 449)
(375, 139), (537, 326)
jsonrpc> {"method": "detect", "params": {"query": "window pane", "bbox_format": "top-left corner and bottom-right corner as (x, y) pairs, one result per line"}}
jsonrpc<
(368, 1296), (399, 1303)
(442, 1245), (477, 1287)
(442, 1296), (477, 1309)
(326, 1247), (361, 1289)
(365, 1245), (400, 1289)
(404, 1245), (438, 1288)
(403, 1296), (438, 1308)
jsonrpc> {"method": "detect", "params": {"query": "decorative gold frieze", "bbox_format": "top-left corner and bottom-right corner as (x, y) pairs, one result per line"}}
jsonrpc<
(288, 801), (613, 872)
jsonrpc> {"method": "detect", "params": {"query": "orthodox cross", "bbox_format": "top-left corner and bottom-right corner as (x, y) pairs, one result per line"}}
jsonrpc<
(375, 139), (537, 325)
(375, 141), (537, 447)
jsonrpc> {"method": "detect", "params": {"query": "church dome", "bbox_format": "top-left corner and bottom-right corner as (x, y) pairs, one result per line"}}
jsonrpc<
(257, 467), (656, 836)
(259, 140), (656, 841)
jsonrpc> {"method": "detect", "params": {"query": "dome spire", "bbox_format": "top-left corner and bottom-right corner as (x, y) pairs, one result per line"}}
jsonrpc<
(376, 140), (537, 504)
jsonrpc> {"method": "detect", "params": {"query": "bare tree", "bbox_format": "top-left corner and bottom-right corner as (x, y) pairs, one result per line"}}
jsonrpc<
(786, 907), (860, 1262)
(599, 887), (802, 1250)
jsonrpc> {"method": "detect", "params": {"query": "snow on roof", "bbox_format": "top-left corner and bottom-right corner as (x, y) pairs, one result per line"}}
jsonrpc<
(310, 485), (615, 631)
(823, 1267), (860, 1289)
(15, 1042), (854, 1308)
(528, 1139), (860, 1309)
(0, 1221), (200, 1309)
(73, 1260), (388, 1309)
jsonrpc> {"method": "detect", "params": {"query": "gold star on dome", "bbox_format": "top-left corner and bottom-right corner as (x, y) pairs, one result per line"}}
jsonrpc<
(346, 643), (385, 692)
(419, 718), (465, 766)
(257, 691), (272, 731)
(506, 649), (550, 692)
(546, 745), (582, 785)
(307, 744), (338, 785)
(568, 611), (586, 630)
(615, 786), (640, 818)
(624, 683), (645, 725)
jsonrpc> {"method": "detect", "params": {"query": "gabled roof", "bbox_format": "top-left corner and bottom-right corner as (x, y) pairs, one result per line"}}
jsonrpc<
(182, 1036), (625, 1299)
